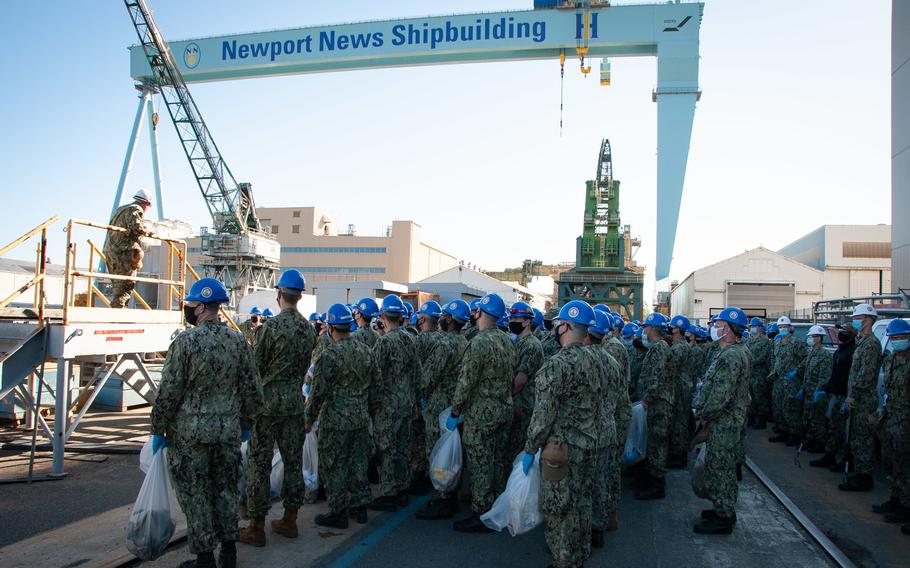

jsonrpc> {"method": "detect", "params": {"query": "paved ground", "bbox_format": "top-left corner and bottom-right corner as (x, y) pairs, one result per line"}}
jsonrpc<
(2, 409), (906, 568)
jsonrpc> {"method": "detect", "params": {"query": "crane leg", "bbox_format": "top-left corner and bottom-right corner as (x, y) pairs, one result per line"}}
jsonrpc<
(111, 91), (150, 221)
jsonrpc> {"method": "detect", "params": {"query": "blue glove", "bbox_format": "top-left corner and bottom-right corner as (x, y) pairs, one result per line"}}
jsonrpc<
(419, 398), (427, 408)
(840, 401), (849, 414)
(241, 429), (251, 443)
(303, 383), (311, 395)
(813, 390), (827, 404)
(151, 434), (167, 454)
(785, 369), (797, 380)
(445, 414), (462, 431)
(794, 388), (804, 401)
(521, 452), (535, 476)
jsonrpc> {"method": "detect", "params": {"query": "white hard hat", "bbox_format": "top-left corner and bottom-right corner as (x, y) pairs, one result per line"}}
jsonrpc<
(133, 189), (152, 205)
(776, 316), (792, 326)
(808, 325), (825, 337)
(851, 303), (877, 318)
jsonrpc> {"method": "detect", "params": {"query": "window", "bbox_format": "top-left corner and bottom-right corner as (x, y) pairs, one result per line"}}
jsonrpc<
(281, 246), (387, 254)
(288, 267), (386, 274)
(293, 210), (301, 218)
(271, 225), (280, 234)
(842, 242), (890, 259)
(292, 225), (300, 234)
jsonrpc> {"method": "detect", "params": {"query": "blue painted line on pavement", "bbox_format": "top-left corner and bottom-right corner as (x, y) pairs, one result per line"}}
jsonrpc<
(327, 493), (434, 568)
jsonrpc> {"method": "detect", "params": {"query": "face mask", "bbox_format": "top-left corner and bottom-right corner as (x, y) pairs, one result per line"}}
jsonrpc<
(642, 334), (651, 348)
(251, 316), (260, 325)
(806, 337), (817, 347)
(778, 327), (789, 337)
(892, 339), (910, 352)
(851, 320), (862, 331)
(553, 323), (567, 342)
(184, 305), (199, 326)
(508, 321), (526, 335)
(633, 338), (644, 349)
(750, 327), (759, 335)
(624, 339), (633, 347)
(439, 317), (450, 332)
(710, 326), (726, 342)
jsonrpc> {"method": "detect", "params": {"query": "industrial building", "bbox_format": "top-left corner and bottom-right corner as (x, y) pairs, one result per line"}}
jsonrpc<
(894, 1), (909, 293)
(415, 265), (552, 309)
(186, 206), (460, 286)
(670, 225), (893, 322)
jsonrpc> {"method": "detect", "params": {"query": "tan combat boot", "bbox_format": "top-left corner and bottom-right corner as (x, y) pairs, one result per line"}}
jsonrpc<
(606, 512), (619, 531)
(238, 516), (266, 547)
(271, 508), (299, 538)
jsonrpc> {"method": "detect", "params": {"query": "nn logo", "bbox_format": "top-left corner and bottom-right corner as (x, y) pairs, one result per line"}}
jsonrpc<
(575, 13), (599, 39)
(663, 16), (692, 32)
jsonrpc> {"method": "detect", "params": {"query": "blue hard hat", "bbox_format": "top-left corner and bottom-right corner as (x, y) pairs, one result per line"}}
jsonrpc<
(381, 294), (406, 314)
(262, 308), (274, 318)
(715, 306), (748, 328)
(469, 298), (482, 312)
(593, 303), (610, 314)
(250, 306), (262, 315)
(402, 302), (413, 317)
(497, 314), (509, 330)
(669, 315), (690, 332)
(532, 308), (544, 329)
(622, 322), (638, 339)
(643, 312), (669, 330)
(633, 326), (644, 338)
(693, 326), (707, 339)
(444, 299), (471, 323)
(308, 312), (322, 322)
(589, 310), (611, 338)
(749, 317), (764, 327)
(418, 300), (442, 318)
(184, 277), (229, 304)
(886, 319), (910, 336)
(557, 300), (595, 327)
(326, 303), (354, 327)
(409, 313), (419, 326)
(611, 314), (625, 329)
(509, 301), (534, 319)
(275, 269), (306, 291)
(478, 293), (506, 320)
(767, 323), (779, 332)
(355, 297), (379, 319)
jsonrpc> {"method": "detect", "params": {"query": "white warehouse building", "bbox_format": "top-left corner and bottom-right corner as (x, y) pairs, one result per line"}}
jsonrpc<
(670, 225), (891, 322)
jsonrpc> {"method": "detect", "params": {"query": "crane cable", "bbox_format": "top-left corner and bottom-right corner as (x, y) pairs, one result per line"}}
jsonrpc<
(559, 50), (566, 137)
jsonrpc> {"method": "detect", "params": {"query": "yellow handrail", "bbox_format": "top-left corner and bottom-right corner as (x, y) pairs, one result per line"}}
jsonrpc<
(0, 215), (58, 258)
(0, 216), (56, 322)
(169, 243), (241, 333)
(86, 239), (152, 310)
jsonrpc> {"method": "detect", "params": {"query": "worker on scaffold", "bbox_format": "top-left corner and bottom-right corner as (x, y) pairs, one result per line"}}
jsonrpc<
(103, 189), (153, 308)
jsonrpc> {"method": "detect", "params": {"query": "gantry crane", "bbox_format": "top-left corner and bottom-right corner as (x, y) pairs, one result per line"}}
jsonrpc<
(124, 0), (280, 307)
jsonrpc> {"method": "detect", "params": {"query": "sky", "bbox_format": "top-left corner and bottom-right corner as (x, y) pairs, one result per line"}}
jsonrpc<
(0, 1), (892, 302)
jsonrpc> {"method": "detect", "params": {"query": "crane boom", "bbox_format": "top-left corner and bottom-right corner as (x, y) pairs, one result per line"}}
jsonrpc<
(124, 0), (256, 235)
(124, 0), (279, 307)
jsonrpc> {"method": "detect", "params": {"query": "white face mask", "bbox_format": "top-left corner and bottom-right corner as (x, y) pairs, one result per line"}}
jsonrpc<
(710, 326), (726, 342)
(806, 337), (817, 347)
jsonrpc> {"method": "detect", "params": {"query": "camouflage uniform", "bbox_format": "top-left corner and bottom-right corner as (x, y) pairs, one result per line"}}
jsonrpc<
(247, 308), (316, 517)
(305, 336), (377, 515)
(695, 341), (751, 518)
(507, 334), (545, 462)
(462, 321), (479, 342)
(352, 324), (379, 348)
(638, 338), (674, 483)
(150, 321), (262, 554)
(525, 344), (601, 568)
(628, 344), (646, 400)
(237, 320), (260, 347)
(802, 345), (834, 446)
(588, 345), (619, 533)
(452, 327), (515, 514)
(604, 339), (632, 519)
(669, 338), (693, 459)
(422, 332), (469, 464)
(372, 328), (420, 497)
(882, 352), (910, 509)
(746, 334), (773, 420)
(541, 331), (561, 360)
(772, 335), (807, 435)
(847, 333), (883, 475)
(689, 342), (708, 384)
(410, 331), (445, 476)
(103, 203), (148, 308)
(311, 333), (332, 365)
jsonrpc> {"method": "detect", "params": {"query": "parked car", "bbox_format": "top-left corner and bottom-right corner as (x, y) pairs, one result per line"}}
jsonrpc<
(789, 322), (838, 352)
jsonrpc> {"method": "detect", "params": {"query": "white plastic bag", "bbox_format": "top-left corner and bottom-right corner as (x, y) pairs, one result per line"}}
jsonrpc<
(691, 442), (708, 499)
(270, 451), (284, 498)
(238, 441), (249, 495)
(622, 402), (648, 466)
(429, 407), (462, 492)
(127, 448), (178, 560)
(481, 451), (543, 536)
(139, 437), (153, 473)
(302, 429), (319, 492)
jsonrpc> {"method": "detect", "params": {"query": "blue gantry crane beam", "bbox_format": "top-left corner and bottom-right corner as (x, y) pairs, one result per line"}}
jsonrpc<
(127, 1), (703, 280)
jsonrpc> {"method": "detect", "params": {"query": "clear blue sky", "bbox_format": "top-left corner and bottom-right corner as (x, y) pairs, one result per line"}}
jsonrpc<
(0, 1), (892, 301)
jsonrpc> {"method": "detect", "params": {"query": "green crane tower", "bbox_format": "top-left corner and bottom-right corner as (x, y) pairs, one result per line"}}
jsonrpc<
(557, 139), (644, 320)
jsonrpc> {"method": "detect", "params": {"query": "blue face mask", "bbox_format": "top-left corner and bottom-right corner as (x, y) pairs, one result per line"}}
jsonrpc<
(892, 339), (910, 352)
(642, 335), (652, 348)
(851, 320), (862, 331)
(778, 327), (789, 337)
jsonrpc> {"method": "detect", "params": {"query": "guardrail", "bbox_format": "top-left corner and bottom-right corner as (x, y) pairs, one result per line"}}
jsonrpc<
(0, 215), (58, 323)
